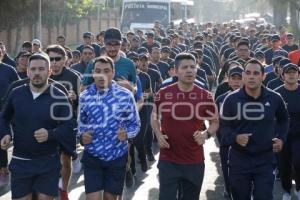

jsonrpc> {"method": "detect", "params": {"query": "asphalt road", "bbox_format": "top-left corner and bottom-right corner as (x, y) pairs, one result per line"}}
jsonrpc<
(1, 138), (293, 200)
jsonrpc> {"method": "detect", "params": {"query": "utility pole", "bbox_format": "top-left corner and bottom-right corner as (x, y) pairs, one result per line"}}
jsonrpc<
(39, 0), (42, 42)
(93, 0), (106, 32)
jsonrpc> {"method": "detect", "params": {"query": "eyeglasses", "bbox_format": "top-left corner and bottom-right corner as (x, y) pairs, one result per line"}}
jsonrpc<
(50, 57), (63, 62)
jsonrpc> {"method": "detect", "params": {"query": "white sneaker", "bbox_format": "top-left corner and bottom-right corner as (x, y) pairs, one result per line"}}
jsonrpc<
(295, 190), (300, 200)
(72, 157), (82, 174)
(282, 192), (291, 200)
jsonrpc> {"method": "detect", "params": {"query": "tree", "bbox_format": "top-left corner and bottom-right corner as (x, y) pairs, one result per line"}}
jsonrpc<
(0, 0), (96, 53)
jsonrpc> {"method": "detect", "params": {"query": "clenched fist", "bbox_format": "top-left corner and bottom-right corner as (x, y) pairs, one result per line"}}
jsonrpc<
(34, 128), (49, 143)
(81, 131), (93, 145)
(236, 133), (252, 147)
(193, 130), (207, 146)
(118, 128), (127, 142)
(1, 135), (11, 150)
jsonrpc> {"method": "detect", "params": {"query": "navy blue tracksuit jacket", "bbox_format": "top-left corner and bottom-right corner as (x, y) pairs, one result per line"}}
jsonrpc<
(219, 86), (289, 156)
(0, 84), (76, 158)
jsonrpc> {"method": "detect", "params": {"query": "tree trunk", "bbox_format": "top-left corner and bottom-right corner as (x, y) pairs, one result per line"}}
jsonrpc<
(289, 0), (300, 37)
(7, 25), (12, 55)
(14, 21), (23, 55)
(273, 0), (288, 27)
(48, 25), (52, 45)
(76, 20), (80, 44)
(88, 17), (92, 32)
(63, 22), (67, 37)
(57, 17), (60, 36)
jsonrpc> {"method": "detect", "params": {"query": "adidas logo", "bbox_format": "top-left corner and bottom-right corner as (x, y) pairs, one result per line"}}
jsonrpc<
(265, 102), (270, 106)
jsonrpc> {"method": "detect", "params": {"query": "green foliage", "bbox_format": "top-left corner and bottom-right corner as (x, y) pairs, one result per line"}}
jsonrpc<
(0, 0), (96, 30)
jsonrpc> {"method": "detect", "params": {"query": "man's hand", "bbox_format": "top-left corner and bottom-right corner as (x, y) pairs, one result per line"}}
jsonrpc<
(236, 133), (252, 147)
(143, 92), (151, 100)
(117, 128), (127, 142)
(0, 135), (11, 150)
(117, 79), (133, 92)
(193, 130), (207, 145)
(34, 128), (49, 143)
(272, 138), (283, 153)
(157, 134), (170, 149)
(81, 131), (93, 145)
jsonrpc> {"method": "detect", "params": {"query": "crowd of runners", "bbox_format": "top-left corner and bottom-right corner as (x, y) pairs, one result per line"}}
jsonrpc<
(0, 20), (300, 200)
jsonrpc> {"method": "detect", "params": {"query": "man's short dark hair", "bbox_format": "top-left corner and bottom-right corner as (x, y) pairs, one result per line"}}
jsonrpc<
(46, 45), (66, 57)
(22, 41), (32, 49)
(193, 41), (203, 50)
(57, 35), (66, 40)
(82, 45), (95, 52)
(237, 41), (250, 48)
(151, 47), (160, 54)
(97, 31), (105, 38)
(189, 51), (198, 60)
(29, 53), (50, 68)
(93, 56), (115, 70)
(161, 38), (171, 46)
(244, 58), (265, 74)
(66, 49), (73, 59)
(194, 49), (203, 57)
(174, 53), (196, 69)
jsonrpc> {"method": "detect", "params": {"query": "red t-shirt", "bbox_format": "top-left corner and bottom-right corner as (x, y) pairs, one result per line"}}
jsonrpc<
(154, 83), (216, 164)
(288, 50), (300, 65)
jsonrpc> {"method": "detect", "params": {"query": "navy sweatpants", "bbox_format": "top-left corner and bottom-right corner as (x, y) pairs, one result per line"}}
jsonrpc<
(220, 146), (231, 195)
(130, 106), (148, 173)
(278, 138), (300, 193)
(228, 148), (276, 200)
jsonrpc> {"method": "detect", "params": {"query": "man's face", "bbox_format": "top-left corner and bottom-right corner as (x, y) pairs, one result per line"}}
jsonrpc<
(250, 30), (256, 37)
(272, 40), (281, 49)
(32, 44), (40, 53)
(127, 34), (134, 42)
(161, 51), (169, 60)
(176, 59), (197, 85)
(137, 57), (149, 72)
(151, 48), (160, 62)
(121, 42), (129, 52)
(105, 41), (121, 59)
(72, 55), (81, 64)
(287, 37), (294, 45)
(22, 46), (32, 53)
(147, 36), (154, 45)
(93, 61), (115, 89)
(197, 55), (203, 64)
(236, 45), (250, 60)
(274, 63), (283, 76)
(17, 54), (30, 67)
(82, 48), (94, 63)
(168, 67), (176, 77)
(131, 58), (139, 67)
(243, 63), (265, 90)
(57, 38), (65, 46)
(0, 47), (3, 61)
(0, 44), (6, 54)
(48, 51), (65, 75)
(228, 74), (243, 90)
(97, 35), (104, 44)
(28, 59), (50, 88)
(83, 36), (92, 45)
(283, 69), (299, 85)
(131, 40), (139, 48)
